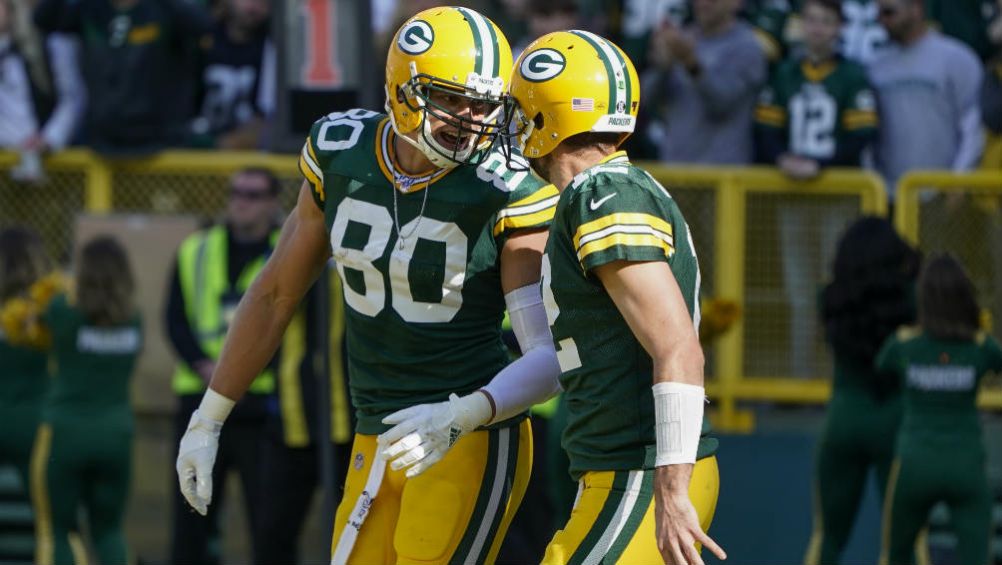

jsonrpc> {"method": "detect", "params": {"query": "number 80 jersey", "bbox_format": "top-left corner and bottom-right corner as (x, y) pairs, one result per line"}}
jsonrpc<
(299, 109), (558, 434)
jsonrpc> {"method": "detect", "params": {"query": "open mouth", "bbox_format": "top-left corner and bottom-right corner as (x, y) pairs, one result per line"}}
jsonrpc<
(435, 130), (472, 152)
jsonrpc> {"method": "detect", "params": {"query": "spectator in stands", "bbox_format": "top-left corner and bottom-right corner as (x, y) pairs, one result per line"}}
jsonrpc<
(756, 0), (878, 178)
(33, 0), (212, 154)
(877, 254), (1002, 565)
(0, 227), (52, 507)
(0, 0), (84, 181)
(869, 0), (984, 198)
(755, 0), (879, 378)
(188, 0), (274, 150)
(25, 236), (142, 565)
(165, 167), (282, 564)
(257, 270), (354, 564)
(644, 0), (767, 164)
(805, 216), (920, 565)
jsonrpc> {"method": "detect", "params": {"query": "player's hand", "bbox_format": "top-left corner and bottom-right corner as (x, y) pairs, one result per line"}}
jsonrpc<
(654, 465), (726, 565)
(176, 410), (223, 515)
(377, 392), (493, 478)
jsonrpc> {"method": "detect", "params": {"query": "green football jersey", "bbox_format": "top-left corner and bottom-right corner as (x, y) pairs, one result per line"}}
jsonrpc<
(43, 294), (142, 421)
(876, 328), (1002, 453)
(755, 55), (877, 161)
(299, 110), (558, 434)
(541, 152), (716, 479)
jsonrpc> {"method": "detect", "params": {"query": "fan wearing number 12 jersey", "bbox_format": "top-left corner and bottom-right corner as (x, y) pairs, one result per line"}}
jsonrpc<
(174, 7), (562, 565)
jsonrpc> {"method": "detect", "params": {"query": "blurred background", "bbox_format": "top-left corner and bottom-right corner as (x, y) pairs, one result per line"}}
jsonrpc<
(1, 0), (1002, 563)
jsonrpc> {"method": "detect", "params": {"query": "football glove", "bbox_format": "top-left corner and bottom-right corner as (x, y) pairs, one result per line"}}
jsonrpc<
(176, 410), (223, 515)
(377, 392), (493, 478)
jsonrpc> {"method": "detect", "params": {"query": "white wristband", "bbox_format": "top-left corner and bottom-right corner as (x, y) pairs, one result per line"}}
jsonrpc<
(652, 382), (704, 466)
(197, 388), (236, 423)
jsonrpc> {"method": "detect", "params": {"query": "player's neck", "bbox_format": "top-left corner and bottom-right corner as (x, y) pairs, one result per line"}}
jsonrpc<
(393, 133), (439, 176)
(548, 145), (616, 192)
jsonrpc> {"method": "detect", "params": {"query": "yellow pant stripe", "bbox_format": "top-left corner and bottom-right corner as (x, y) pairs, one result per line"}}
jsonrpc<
(879, 458), (901, 565)
(30, 424), (54, 565)
(483, 421), (533, 564)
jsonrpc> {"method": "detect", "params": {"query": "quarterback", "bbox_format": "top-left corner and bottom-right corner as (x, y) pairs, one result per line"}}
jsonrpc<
(174, 7), (563, 565)
(385, 29), (727, 564)
(513, 31), (724, 565)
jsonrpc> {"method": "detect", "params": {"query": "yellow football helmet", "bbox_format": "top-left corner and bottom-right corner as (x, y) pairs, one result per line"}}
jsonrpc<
(385, 7), (513, 168)
(506, 30), (640, 159)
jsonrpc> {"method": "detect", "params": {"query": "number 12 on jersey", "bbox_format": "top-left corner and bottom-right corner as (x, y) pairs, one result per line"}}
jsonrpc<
(541, 254), (582, 372)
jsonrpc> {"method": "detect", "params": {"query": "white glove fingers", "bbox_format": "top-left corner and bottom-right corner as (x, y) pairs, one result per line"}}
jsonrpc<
(382, 431), (423, 459)
(381, 405), (422, 426)
(388, 442), (429, 471)
(378, 419), (421, 448)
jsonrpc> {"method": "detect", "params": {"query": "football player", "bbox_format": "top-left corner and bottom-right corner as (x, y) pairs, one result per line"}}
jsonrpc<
(507, 30), (724, 565)
(174, 7), (563, 564)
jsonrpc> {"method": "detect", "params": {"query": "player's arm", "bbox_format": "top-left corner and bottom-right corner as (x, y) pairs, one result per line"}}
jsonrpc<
(177, 181), (330, 514)
(379, 228), (563, 477)
(593, 259), (726, 565)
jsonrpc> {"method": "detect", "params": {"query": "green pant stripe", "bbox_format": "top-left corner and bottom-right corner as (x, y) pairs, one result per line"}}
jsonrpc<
(605, 470), (654, 561)
(567, 471), (632, 565)
(451, 426), (511, 565)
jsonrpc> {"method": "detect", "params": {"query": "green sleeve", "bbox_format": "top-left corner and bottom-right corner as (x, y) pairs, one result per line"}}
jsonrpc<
(487, 149), (559, 249)
(568, 176), (675, 273)
(840, 65), (878, 138)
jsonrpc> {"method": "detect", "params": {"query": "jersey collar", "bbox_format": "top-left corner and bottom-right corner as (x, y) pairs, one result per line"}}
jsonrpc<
(598, 150), (630, 165)
(375, 118), (453, 193)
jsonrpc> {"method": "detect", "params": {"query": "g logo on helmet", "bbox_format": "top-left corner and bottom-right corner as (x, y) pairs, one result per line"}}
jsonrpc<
(398, 20), (434, 55)
(519, 49), (566, 82)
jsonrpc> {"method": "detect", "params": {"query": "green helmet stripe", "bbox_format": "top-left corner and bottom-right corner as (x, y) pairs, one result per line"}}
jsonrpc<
(456, 7), (494, 77)
(569, 30), (628, 116)
(484, 15), (500, 77)
(605, 40), (632, 114)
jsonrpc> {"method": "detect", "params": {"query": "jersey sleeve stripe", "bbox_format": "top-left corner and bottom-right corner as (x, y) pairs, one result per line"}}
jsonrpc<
(754, 106), (786, 126)
(573, 213), (673, 249)
(493, 196), (558, 236)
(507, 183), (560, 208)
(842, 110), (878, 129)
(577, 232), (674, 264)
(301, 142), (324, 183)
(299, 151), (324, 202)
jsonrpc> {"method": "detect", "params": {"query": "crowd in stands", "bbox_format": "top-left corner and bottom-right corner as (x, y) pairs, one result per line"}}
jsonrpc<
(2, 0), (1000, 193)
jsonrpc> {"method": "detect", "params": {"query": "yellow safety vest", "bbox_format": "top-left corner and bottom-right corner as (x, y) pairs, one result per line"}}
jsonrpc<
(171, 224), (280, 396)
(276, 267), (353, 447)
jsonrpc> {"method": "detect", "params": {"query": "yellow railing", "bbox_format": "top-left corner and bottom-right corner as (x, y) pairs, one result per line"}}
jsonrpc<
(894, 170), (1002, 410)
(640, 165), (887, 430)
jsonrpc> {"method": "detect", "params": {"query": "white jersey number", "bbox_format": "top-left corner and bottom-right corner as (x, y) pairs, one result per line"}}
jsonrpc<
(330, 197), (467, 323)
(541, 254), (583, 372)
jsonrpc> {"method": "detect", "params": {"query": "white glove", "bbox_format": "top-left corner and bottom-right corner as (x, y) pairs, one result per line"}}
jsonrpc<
(176, 409), (224, 515)
(377, 392), (493, 478)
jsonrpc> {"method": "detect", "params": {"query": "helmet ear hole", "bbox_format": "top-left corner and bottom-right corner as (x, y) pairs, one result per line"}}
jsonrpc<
(533, 112), (544, 130)
(396, 86), (406, 104)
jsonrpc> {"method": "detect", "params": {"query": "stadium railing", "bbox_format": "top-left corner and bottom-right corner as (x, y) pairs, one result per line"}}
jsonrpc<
(894, 170), (1002, 410)
(640, 164), (887, 431)
(1, 151), (892, 431)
